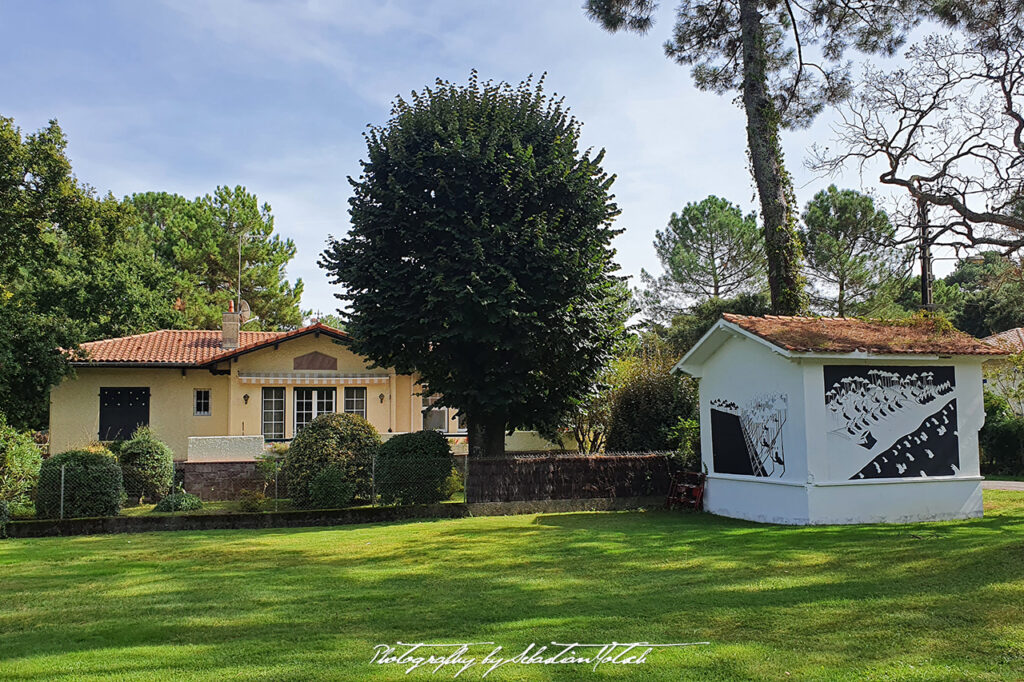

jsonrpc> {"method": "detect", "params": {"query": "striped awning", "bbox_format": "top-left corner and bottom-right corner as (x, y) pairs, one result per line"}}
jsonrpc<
(237, 372), (391, 385)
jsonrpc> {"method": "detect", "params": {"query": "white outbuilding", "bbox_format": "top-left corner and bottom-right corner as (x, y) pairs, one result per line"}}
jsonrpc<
(673, 314), (1008, 525)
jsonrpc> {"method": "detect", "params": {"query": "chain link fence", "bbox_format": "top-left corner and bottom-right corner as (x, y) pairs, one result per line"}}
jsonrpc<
(27, 449), (674, 520)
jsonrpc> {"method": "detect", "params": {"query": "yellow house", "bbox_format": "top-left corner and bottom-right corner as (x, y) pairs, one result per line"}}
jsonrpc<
(49, 307), (467, 461)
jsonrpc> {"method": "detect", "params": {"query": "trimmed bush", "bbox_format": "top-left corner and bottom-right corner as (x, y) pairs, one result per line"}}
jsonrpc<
(0, 414), (43, 508)
(237, 489), (266, 513)
(36, 449), (124, 519)
(154, 489), (204, 513)
(307, 464), (356, 509)
(283, 413), (380, 508)
(118, 427), (173, 504)
(376, 430), (455, 505)
(605, 369), (698, 453)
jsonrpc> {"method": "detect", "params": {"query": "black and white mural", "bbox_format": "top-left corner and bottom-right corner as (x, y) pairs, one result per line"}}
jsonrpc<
(824, 366), (960, 479)
(710, 394), (788, 477)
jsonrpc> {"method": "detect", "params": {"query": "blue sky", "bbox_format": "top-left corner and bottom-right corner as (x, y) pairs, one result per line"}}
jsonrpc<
(1, 1), (927, 317)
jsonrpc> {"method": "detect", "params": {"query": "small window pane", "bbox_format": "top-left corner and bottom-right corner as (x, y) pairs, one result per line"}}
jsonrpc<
(344, 387), (366, 418)
(194, 389), (211, 416)
(317, 388), (336, 416)
(262, 387), (285, 439)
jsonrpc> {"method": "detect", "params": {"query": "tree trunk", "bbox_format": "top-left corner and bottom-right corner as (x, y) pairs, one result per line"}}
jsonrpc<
(837, 280), (845, 317)
(738, 0), (805, 315)
(467, 410), (506, 458)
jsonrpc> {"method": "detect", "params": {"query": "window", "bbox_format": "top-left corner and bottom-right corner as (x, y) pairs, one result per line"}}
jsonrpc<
(344, 387), (367, 419)
(422, 394), (448, 432)
(99, 387), (150, 441)
(294, 387), (336, 433)
(262, 387), (285, 439)
(194, 389), (211, 416)
(456, 412), (467, 432)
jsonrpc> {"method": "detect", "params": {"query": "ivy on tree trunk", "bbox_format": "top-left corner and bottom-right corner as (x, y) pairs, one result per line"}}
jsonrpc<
(738, 0), (805, 315)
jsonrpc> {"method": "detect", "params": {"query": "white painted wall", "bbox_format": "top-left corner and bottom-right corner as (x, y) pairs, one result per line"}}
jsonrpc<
(806, 478), (983, 524)
(697, 334), (808, 483)
(692, 332), (988, 525)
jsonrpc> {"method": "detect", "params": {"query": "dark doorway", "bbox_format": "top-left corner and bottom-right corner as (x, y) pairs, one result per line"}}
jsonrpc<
(99, 387), (150, 441)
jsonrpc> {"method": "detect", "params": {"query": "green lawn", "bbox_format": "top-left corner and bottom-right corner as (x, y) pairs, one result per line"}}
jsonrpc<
(2, 492), (1023, 680)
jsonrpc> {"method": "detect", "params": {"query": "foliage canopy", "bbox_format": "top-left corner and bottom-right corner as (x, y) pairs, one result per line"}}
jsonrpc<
(321, 74), (628, 456)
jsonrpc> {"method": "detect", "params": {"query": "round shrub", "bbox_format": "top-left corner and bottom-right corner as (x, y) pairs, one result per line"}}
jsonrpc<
(118, 427), (173, 504)
(0, 414), (43, 508)
(36, 449), (124, 519)
(154, 489), (203, 513)
(376, 430), (455, 505)
(307, 464), (356, 509)
(283, 413), (380, 508)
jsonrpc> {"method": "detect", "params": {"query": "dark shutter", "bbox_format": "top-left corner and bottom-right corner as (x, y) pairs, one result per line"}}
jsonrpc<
(99, 387), (151, 441)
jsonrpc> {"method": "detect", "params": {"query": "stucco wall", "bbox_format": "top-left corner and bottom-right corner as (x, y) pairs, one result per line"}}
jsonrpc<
(227, 334), (397, 438)
(49, 368), (230, 460)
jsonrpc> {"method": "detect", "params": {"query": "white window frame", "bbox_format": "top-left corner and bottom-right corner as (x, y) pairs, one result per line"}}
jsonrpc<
(193, 388), (212, 417)
(343, 387), (367, 419)
(294, 387), (336, 433)
(262, 387), (286, 440)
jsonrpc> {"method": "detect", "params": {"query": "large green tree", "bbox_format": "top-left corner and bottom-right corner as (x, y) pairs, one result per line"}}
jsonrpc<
(128, 187), (306, 330)
(639, 195), (765, 321)
(799, 185), (904, 316)
(0, 117), (183, 429)
(943, 253), (1024, 337)
(320, 75), (628, 458)
(585, 0), (921, 315)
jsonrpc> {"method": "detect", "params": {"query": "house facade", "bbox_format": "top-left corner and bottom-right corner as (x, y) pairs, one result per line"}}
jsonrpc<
(49, 307), (469, 460)
(674, 314), (1007, 525)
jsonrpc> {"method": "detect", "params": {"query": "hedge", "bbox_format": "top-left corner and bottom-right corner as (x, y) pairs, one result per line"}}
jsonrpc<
(36, 449), (124, 519)
(376, 430), (455, 505)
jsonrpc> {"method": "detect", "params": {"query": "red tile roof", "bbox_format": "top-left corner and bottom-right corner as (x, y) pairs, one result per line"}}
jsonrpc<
(722, 314), (1008, 356)
(72, 323), (348, 366)
(983, 328), (1024, 352)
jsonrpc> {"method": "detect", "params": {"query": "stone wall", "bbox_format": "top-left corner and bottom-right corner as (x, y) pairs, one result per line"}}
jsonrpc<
(180, 461), (283, 501)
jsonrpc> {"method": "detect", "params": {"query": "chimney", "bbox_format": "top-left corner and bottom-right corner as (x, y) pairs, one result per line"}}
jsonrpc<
(222, 300), (240, 349)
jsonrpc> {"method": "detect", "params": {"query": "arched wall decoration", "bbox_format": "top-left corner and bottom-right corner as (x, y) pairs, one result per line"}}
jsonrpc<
(293, 351), (338, 371)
